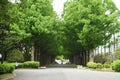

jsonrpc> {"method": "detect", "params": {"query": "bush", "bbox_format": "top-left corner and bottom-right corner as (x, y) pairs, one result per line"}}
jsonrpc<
(112, 60), (120, 72)
(87, 62), (97, 69)
(96, 63), (103, 69)
(10, 63), (24, 68)
(7, 61), (40, 69)
(18, 63), (24, 68)
(0, 63), (15, 74)
(103, 62), (111, 68)
(23, 61), (40, 68)
(7, 49), (24, 62)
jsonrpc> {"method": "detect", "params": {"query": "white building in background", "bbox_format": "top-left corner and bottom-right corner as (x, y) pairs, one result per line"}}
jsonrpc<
(94, 32), (120, 55)
(8, 0), (20, 3)
(0, 54), (2, 58)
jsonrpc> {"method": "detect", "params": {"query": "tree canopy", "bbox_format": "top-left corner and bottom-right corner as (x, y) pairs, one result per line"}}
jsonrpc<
(0, 0), (120, 64)
(62, 0), (120, 52)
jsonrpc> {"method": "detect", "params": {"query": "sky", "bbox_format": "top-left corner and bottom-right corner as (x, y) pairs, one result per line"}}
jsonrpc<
(52, 0), (67, 16)
(53, 0), (120, 16)
(9, 0), (120, 16)
(112, 0), (120, 10)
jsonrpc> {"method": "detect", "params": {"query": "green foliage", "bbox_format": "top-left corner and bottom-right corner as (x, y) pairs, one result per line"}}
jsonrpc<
(56, 55), (64, 60)
(7, 49), (24, 62)
(94, 52), (113, 63)
(112, 60), (120, 72)
(103, 62), (112, 68)
(0, 63), (15, 74)
(103, 52), (114, 62)
(8, 0), (61, 58)
(87, 62), (97, 69)
(94, 54), (105, 63)
(63, 0), (120, 55)
(8, 61), (40, 69)
(114, 47), (120, 60)
(1, 0), (119, 63)
(9, 63), (24, 68)
(18, 63), (24, 68)
(0, 0), (10, 23)
(96, 63), (103, 69)
(23, 61), (40, 68)
(87, 62), (112, 69)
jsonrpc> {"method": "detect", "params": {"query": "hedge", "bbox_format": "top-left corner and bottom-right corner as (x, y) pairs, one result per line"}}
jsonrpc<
(9, 61), (40, 69)
(0, 63), (15, 74)
(87, 62), (97, 69)
(96, 63), (103, 69)
(103, 62), (111, 68)
(23, 61), (40, 68)
(112, 60), (120, 72)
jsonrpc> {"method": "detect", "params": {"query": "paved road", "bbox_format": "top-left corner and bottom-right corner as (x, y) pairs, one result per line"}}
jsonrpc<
(13, 68), (120, 80)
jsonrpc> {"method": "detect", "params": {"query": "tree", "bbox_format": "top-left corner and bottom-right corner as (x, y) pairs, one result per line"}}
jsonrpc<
(0, 0), (10, 23)
(8, 0), (62, 66)
(63, 0), (120, 62)
(7, 48), (24, 62)
(0, 0), (15, 63)
(114, 47), (120, 60)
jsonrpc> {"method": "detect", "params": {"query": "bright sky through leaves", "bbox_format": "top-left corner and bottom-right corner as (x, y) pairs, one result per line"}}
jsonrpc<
(9, 0), (120, 14)
(112, 0), (120, 10)
(53, 0), (120, 15)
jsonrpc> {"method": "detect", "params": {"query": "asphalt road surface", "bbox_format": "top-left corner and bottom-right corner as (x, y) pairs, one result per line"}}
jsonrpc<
(13, 68), (120, 80)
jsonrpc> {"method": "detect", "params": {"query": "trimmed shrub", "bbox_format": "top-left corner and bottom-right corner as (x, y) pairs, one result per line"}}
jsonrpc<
(96, 63), (103, 69)
(112, 60), (120, 72)
(103, 62), (111, 68)
(10, 63), (24, 68)
(0, 63), (15, 74)
(7, 61), (40, 69)
(87, 62), (97, 69)
(18, 63), (24, 68)
(23, 61), (40, 68)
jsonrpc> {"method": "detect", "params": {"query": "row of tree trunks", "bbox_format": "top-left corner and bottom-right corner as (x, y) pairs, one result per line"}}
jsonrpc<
(40, 53), (55, 66)
(33, 44), (55, 66)
(34, 45), (40, 61)
(32, 44), (94, 66)
(31, 43), (35, 61)
(73, 55), (80, 65)
(81, 51), (90, 66)
(69, 49), (93, 66)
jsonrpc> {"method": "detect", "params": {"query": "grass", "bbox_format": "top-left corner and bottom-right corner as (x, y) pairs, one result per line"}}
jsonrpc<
(0, 73), (14, 80)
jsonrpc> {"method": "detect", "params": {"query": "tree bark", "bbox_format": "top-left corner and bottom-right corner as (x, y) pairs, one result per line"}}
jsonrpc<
(31, 43), (35, 61)
(89, 49), (94, 62)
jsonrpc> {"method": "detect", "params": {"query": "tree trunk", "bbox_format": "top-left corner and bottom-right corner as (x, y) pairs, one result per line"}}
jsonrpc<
(89, 49), (94, 62)
(31, 44), (34, 61)
(87, 50), (90, 62)
(69, 55), (74, 64)
(34, 45), (40, 61)
(79, 53), (83, 65)
(40, 53), (47, 66)
(84, 52), (87, 66)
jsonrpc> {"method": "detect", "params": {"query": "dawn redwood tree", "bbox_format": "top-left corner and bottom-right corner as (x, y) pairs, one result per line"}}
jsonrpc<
(63, 0), (120, 62)
(0, 0), (10, 23)
(0, 0), (16, 63)
(9, 0), (63, 65)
